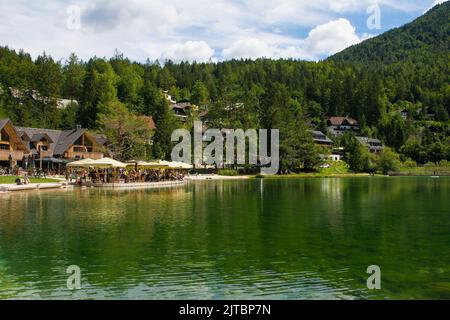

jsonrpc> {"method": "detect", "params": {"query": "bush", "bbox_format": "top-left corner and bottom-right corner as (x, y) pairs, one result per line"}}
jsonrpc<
(218, 169), (239, 176)
(403, 158), (417, 168)
(377, 148), (401, 175)
(438, 160), (449, 167)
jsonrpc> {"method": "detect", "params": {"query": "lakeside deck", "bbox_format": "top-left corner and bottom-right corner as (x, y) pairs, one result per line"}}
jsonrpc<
(80, 180), (188, 189)
(0, 182), (71, 193)
(0, 180), (188, 193)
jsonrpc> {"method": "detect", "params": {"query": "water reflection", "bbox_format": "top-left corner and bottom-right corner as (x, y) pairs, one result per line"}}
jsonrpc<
(0, 177), (449, 299)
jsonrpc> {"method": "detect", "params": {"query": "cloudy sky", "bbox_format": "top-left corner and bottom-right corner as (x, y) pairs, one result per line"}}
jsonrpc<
(0, 0), (445, 63)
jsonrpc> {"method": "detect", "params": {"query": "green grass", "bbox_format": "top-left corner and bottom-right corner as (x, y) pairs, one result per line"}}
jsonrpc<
(398, 166), (450, 175)
(0, 176), (60, 184)
(218, 169), (239, 176)
(318, 161), (351, 175)
(256, 162), (371, 179)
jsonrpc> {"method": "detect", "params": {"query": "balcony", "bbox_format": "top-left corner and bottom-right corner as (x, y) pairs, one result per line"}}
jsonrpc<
(38, 150), (53, 158)
(0, 149), (25, 161)
(65, 151), (103, 160)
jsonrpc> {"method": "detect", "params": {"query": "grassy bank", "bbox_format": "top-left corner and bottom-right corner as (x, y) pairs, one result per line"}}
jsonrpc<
(0, 176), (60, 184)
(256, 172), (371, 179)
(397, 165), (450, 176)
(255, 162), (372, 179)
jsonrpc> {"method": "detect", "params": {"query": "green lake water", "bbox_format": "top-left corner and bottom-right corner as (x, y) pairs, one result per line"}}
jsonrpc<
(0, 177), (449, 299)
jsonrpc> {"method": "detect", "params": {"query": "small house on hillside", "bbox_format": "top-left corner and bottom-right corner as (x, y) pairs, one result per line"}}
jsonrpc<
(171, 100), (193, 122)
(310, 130), (333, 147)
(327, 117), (360, 135)
(356, 136), (384, 153)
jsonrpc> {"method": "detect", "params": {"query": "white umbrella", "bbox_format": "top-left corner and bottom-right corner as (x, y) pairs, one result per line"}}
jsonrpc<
(168, 161), (193, 169)
(92, 157), (127, 168)
(158, 160), (172, 167)
(67, 158), (97, 168)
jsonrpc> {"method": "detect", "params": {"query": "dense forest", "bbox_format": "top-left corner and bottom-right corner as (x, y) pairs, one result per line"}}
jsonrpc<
(0, 2), (448, 171)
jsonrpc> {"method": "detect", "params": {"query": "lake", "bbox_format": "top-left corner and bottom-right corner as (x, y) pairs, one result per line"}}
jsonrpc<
(0, 177), (449, 299)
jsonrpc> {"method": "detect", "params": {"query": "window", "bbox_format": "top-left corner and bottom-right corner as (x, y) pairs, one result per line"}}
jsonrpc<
(74, 137), (83, 146)
(0, 129), (10, 142)
(83, 136), (93, 147)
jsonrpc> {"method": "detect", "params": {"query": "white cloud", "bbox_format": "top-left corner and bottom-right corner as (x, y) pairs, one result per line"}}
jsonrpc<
(303, 18), (362, 57)
(0, 0), (435, 62)
(222, 38), (273, 59)
(222, 18), (365, 60)
(161, 41), (214, 62)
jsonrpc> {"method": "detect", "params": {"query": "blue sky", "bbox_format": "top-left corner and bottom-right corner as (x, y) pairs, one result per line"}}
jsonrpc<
(0, 0), (445, 63)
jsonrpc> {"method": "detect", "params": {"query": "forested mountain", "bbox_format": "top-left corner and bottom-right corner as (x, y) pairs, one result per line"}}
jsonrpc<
(0, 2), (448, 168)
(330, 1), (449, 64)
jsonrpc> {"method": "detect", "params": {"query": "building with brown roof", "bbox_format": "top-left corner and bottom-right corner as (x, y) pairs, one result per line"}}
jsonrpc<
(0, 118), (106, 169)
(0, 119), (30, 167)
(327, 116), (360, 135)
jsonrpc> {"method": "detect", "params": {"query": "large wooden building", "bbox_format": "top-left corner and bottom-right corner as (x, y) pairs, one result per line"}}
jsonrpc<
(0, 119), (30, 167)
(0, 118), (106, 168)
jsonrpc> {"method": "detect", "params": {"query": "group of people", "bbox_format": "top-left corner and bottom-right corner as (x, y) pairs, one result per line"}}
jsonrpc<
(121, 169), (185, 183)
(66, 168), (186, 185)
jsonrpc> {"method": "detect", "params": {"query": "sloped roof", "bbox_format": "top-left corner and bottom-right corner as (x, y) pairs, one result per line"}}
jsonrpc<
(93, 134), (108, 146)
(327, 117), (359, 126)
(310, 130), (333, 144)
(4, 119), (103, 157)
(19, 131), (32, 141)
(16, 127), (63, 153)
(0, 118), (9, 131)
(53, 128), (87, 155)
(0, 119), (29, 152)
(15, 126), (92, 156)
(173, 102), (192, 109)
(30, 133), (54, 143)
(356, 136), (383, 149)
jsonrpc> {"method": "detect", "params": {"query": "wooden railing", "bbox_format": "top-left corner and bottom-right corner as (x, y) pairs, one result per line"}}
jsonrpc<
(0, 149), (25, 161)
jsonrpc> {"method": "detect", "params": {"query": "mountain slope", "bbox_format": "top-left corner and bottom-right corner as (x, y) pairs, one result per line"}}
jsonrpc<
(329, 1), (450, 64)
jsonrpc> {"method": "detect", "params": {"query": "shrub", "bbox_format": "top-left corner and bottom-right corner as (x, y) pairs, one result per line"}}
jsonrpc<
(218, 169), (239, 176)
(377, 148), (401, 175)
(403, 158), (417, 168)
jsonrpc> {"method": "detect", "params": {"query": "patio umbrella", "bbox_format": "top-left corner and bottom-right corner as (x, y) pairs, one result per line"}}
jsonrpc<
(91, 157), (127, 168)
(168, 161), (193, 169)
(67, 158), (97, 168)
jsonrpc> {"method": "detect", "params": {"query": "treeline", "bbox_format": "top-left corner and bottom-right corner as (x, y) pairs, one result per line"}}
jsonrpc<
(0, 46), (448, 167)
